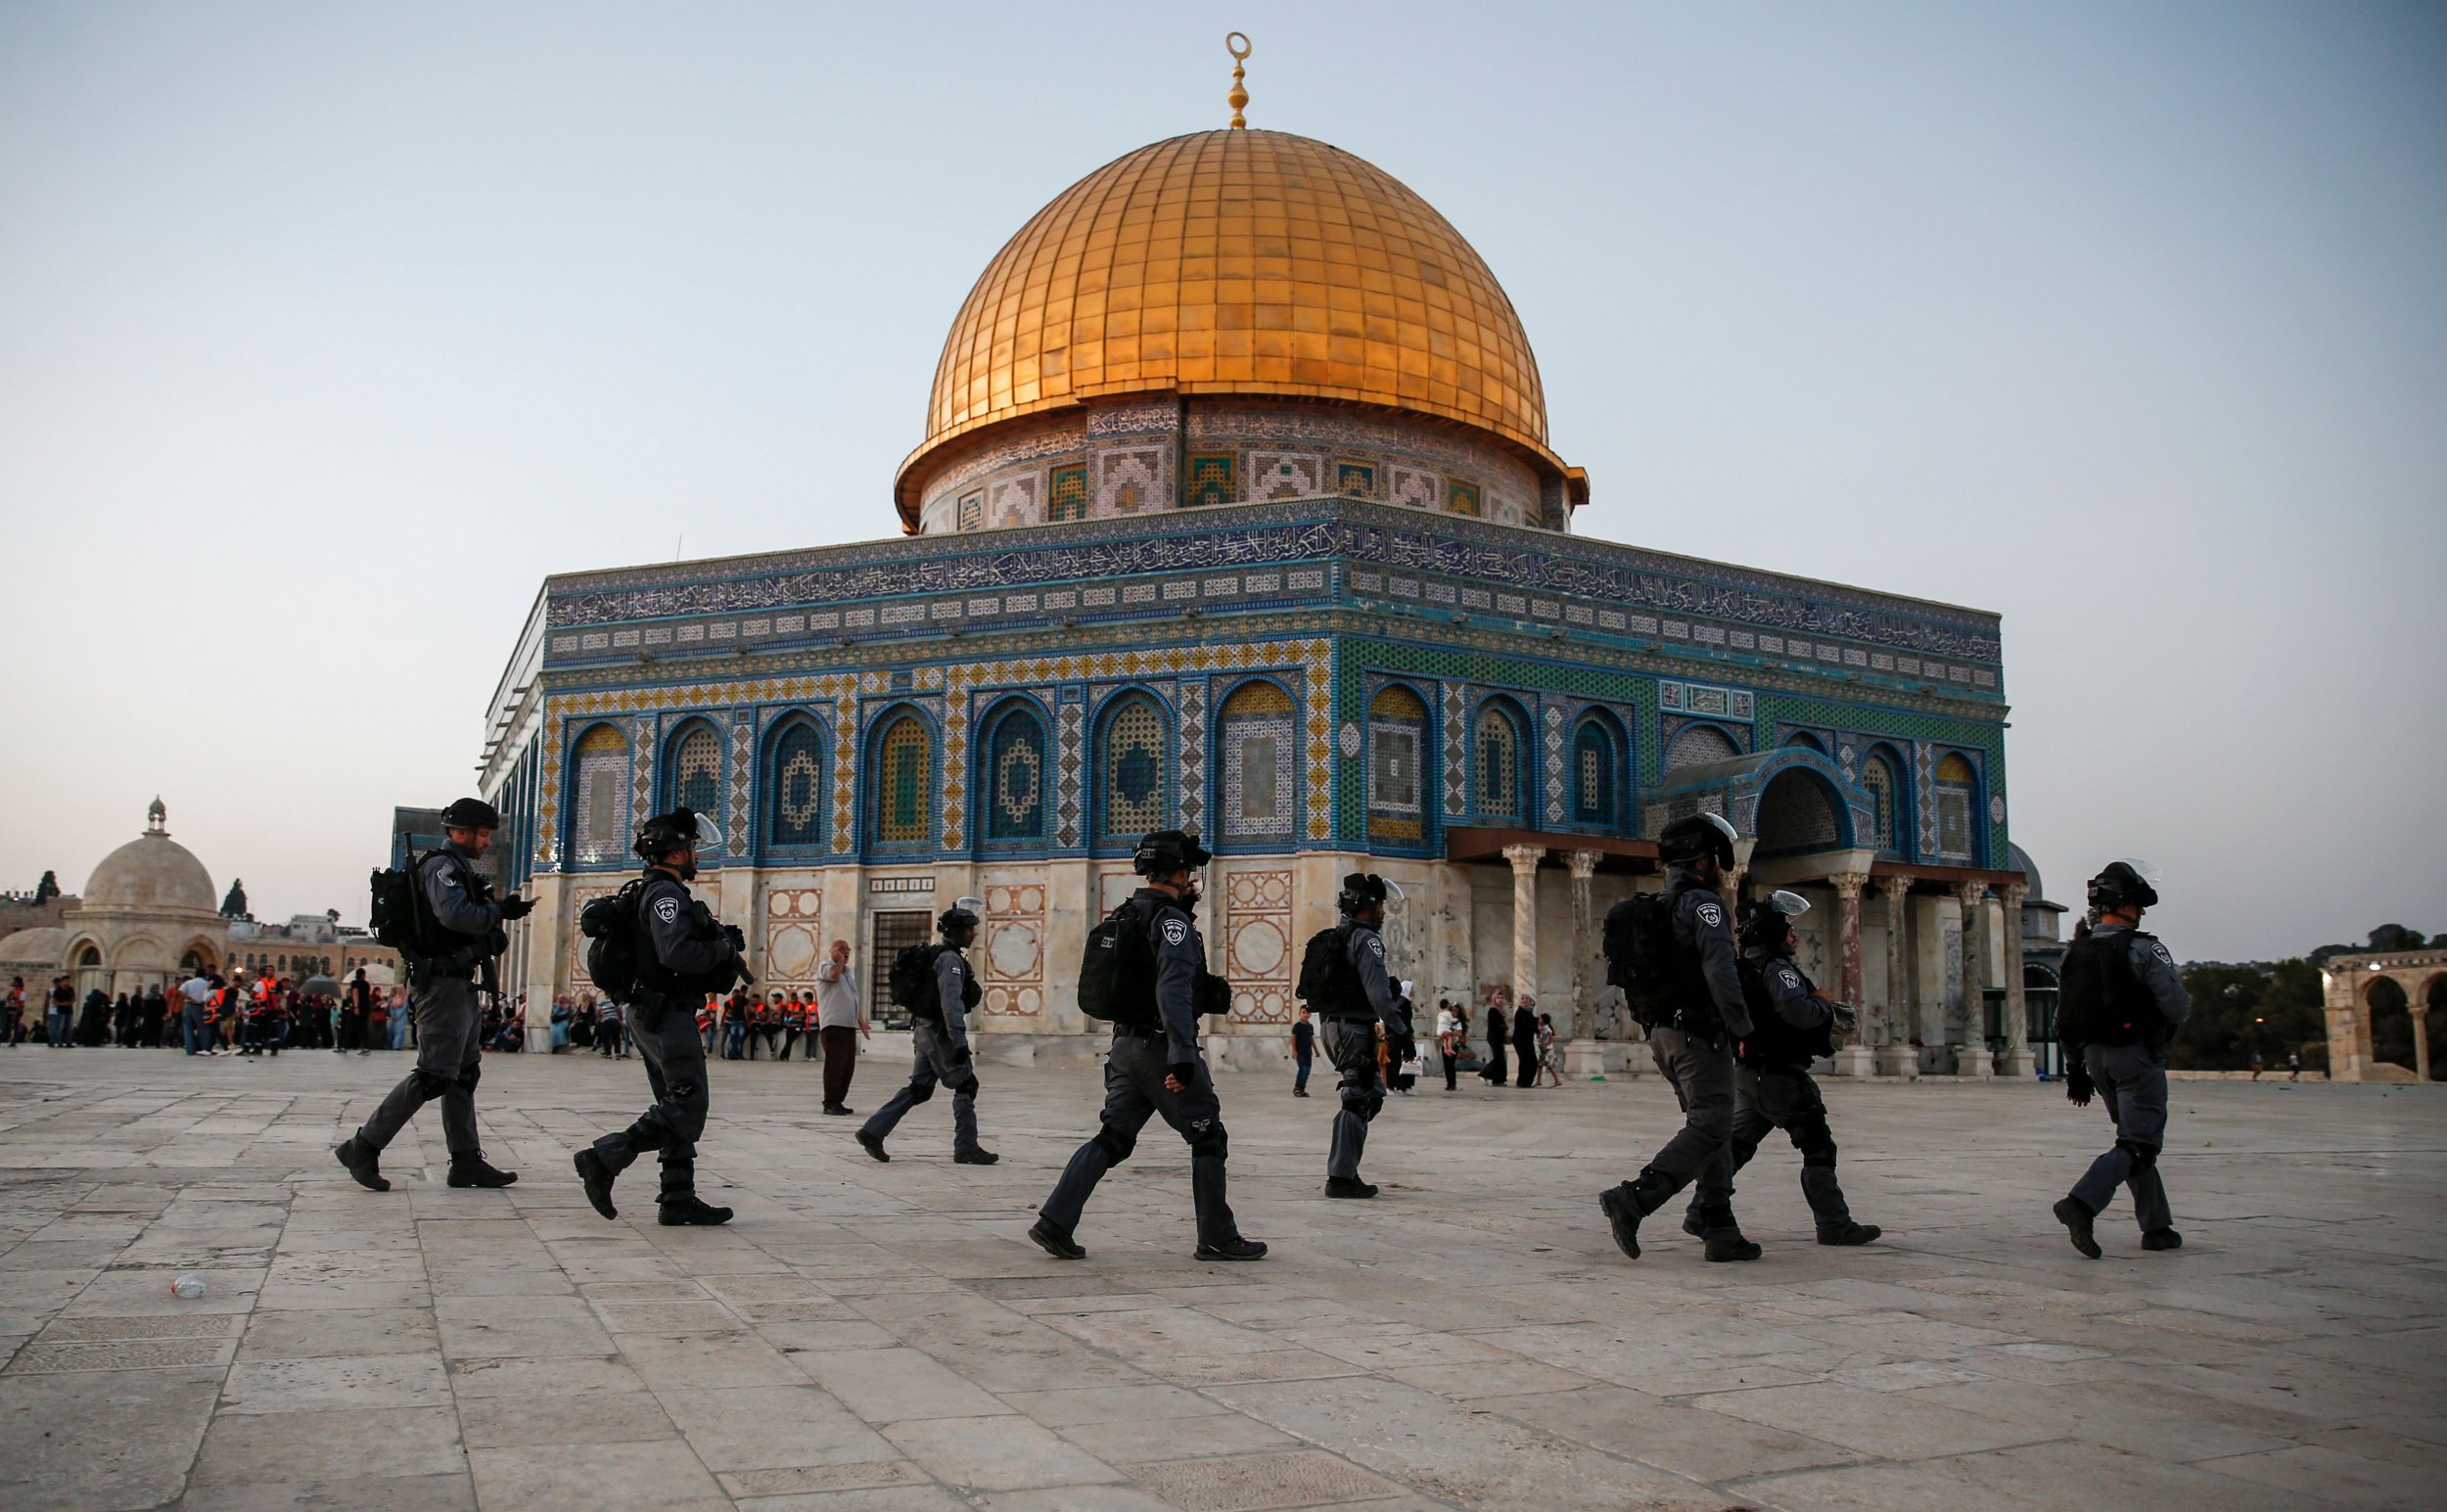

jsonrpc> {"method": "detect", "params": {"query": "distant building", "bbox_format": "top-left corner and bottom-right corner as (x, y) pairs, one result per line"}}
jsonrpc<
(225, 910), (399, 985)
(0, 800), (227, 998)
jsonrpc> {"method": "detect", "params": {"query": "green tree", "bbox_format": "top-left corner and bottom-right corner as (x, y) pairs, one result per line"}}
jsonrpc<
(2170, 961), (2326, 1072)
(31, 870), (58, 904)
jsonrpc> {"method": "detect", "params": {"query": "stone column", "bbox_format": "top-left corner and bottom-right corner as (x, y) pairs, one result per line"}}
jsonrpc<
(1503, 845), (1543, 1019)
(1997, 882), (2035, 1078)
(1953, 881), (1993, 1078)
(1875, 876), (1917, 1078)
(1826, 871), (1872, 1077)
(2414, 1002), (2433, 1083)
(1565, 849), (1599, 1073)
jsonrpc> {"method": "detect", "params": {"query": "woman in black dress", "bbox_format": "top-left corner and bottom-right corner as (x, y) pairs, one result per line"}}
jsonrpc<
(1482, 1000), (1509, 1085)
(1512, 998), (1540, 1088)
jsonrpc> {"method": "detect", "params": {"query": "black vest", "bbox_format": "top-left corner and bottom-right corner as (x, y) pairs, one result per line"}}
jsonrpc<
(2057, 929), (2164, 1048)
(1735, 955), (1830, 1069)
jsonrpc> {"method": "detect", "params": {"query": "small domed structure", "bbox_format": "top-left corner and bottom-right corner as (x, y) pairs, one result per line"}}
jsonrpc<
(81, 799), (217, 916)
(55, 801), (227, 996)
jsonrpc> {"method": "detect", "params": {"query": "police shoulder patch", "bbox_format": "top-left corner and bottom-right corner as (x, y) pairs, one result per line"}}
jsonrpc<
(653, 897), (680, 924)
(2150, 942), (2173, 966)
(1778, 967), (1802, 988)
(1367, 936), (1385, 957)
(1696, 901), (1724, 929)
(1162, 918), (1189, 947)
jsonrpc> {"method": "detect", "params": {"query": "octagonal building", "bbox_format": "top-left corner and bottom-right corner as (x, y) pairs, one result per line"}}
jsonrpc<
(477, 121), (2034, 1077)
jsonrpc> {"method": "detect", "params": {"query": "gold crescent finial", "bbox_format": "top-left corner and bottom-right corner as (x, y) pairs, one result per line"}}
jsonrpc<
(1226, 32), (1252, 128)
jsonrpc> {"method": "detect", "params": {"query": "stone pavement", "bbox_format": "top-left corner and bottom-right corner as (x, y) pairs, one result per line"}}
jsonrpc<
(0, 1043), (2440, 1512)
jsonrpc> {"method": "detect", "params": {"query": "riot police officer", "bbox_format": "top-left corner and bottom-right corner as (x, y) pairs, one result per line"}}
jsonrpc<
(1030, 830), (1265, 1260)
(573, 807), (744, 1225)
(1684, 892), (1881, 1247)
(856, 899), (996, 1165)
(336, 797), (531, 1192)
(1309, 873), (1408, 1199)
(1596, 812), (1762, 1261)
(2054, 858), (2190, 1259)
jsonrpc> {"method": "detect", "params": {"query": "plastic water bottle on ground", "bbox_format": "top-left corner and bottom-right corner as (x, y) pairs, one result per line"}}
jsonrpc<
(170, 1274), (207, 1299)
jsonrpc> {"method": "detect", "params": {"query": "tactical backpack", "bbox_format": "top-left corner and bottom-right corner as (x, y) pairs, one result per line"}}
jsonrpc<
(1602, 890), (1685, 1030)
(1078, 898), (1162, 1029)
(367, 851), (429, 959)
(889, 942), (946, 1023)
(1734, 956), (1838, 1068)
(579, 879), (650, 1000)
(2055, 929), (2165, 1049)
(1295, 925), (1363, 1017)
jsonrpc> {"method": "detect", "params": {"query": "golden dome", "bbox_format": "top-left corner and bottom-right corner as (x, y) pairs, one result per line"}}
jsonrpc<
(899, 128), (1558, 525)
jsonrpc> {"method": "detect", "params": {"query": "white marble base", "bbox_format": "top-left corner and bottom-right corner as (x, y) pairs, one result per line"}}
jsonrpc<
(1875, 1043), (1921, 1080)
(1826, 1045), (1876, 1078)
(1953, 1043), (1994, 1079)
(1998, 1045), (2037, 1080)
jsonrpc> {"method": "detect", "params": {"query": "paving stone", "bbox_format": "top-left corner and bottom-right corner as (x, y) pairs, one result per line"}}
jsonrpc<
(36, 1311), (242, 1342)
(1127, 1450), (1405, 1510)
(7, 1337), (233, 1372)
(882, 1413), (1127, 1490)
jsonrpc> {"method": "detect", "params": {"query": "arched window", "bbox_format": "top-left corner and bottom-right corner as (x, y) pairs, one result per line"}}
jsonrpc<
(570, 723), (631, 866)
(667, 722), (722, 820)
(983, 704), (1048, 843)
(1784, 730), (1827, 754)
(1098, 696), (1169, 841)
(1474, 703), (1523, 822)
(1934, 753), (1979, 863)
(871, 714), (934, 848)
(1367, 685), (1429, 846)
(1665, 723), (1740, 771)
(1572, 717), (1620, 828)
(1755, 769), (1846, 856)
(1861, 749), (1903, 855)
(1217, 681), (1297, 847)
(766, 718), (828, 850)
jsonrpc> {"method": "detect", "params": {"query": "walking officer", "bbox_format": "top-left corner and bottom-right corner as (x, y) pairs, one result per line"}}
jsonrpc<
(1029, 830), (1266, 1261)
(2054, 858), (2190, 1258)
(1685, 891), (1881, 1247)
(1596, 812), (1762, 1261)
(335, 797), (531, 1192)
(1300, 873), (1408, 1199)
(856, 900), (997, 1165)
(573, 806), (744, 1225)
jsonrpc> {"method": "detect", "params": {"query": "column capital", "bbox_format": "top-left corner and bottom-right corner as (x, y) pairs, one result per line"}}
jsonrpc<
(1501, 843), (1546, 873)
(1565, 848), (1600, 881)
(1998, 880), (2028, 908)
(1876, 873), (1913, 903)
(1828, 869), (1870, 900)
(1954, 880), (1990, 907)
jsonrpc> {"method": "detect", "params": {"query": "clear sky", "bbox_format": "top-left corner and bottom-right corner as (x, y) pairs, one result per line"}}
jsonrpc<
(2, 2), (2439, 961)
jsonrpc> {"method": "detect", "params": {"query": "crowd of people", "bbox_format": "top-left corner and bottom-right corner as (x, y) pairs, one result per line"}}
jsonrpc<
(4, 967), (410, 1055)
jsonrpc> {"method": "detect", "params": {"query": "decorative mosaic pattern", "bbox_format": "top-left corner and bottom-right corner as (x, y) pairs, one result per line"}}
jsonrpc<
(1573, 716), (1617, 826)
(874, 715), (932, 846)
(1185, 453), (1236, 508)
(630, 716), (655, 838)
(728, 717), (753, 856)
(1217, 679), (1297, 847)
(1756, 769), (1843, 854)
(1056, 701), (1084, 846)
(956, 492), (984, 532)
(766, 718), (827, 849)
(1335, 460), (1378, 498)
(1442, 683), (1468, 816)
(1047, 465), (1089, 523)
(669, 723), (721, 819)
(569, 723), (630, 866)
(1660, 680), (1757, 721)
(1934, 752), (1978, 862)
(983, 705), (1048, 842)
(1543, 702), (1566, 826)
(1250, 452), (1321, 500)
(1389, 467), (1439, 511)
(979, 880), (1044, 1017)
(1095, 447), (1166, 517)
(762, 888), (822, 988)
(1476, 702), (1524, 821)
(1861, 750), (1900, 853)
(1177, 680), (1207, 836)
(988, 474), (1039, 528)
(1446, 479), (1482, 518)
(939, 687), (971, 850)
(1222, 868), (1295, 1024)
(1366, 685), (1427, 844)
(1100, 697), (1168, 838)
(1664, 723), (1741, 771)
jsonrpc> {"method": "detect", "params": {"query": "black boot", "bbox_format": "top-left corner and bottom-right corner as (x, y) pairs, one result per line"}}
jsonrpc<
(1597, 1168), (1673, 1260)
(1323, 1175), (1377, 1199)
(855, 1130), (889, 1162)
(954, 1148), (1000, 1166)
(1702, 1221), (1763, 1262)
(2054, 1197), (2101, 1260)
(446, 1153), (519, 1188)
(1028, 1219), (1085, 1260)
(573, 1148), (619, 1220)
(1817, 1221), (1882, 1246)
(2141, 1227), (2183, 1252)
(1195, 1236), (1269, 1261)
(658, 1195), (734, 1226)
(333, 1135), (389, 1193)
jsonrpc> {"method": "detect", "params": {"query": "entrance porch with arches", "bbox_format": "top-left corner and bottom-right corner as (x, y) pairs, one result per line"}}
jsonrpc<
(2322, 949), (2447, 1082)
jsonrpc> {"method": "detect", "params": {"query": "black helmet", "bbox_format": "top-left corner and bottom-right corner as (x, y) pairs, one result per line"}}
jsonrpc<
(1658, 811), (1737, 868)
(1738, 889), (1811, 951)
(1131, 828), (1211, 877)
(2087, 858), (2161, 913)
(633, 806), (724, 861)
(938, 896), (983, 937)
(440, 797), (501, 831)
(1338, 872), (1390, 914)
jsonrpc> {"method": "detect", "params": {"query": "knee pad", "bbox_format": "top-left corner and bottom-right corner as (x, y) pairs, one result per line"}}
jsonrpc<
(1092, 1123), (1136, 1167)
(957, 1073), (981, 1101)
(1339, 1085), (1382, 1122)
(1188, 1117), (1229, 1165)
(1787, 1113), (1837, 1168)
(2116, 1136), (2158, 1171)
(904, 1078), (936, 1105)
(412, 1068), (453, 1100)
(461, 1063), (482, 1092)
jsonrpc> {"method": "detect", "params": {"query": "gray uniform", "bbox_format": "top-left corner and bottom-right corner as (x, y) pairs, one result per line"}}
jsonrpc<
(1638, 869), (1756, 1218)
(590, 872), (736, 1203)
(860, 946), (983, 1155)
(1039, 890), (1243, 1247)
(1688, 947), (1855, 1232)
(357, 845), (501, 1158)
(2069, 927), (2191, 1232)
(1321, 921), (1404, 1181)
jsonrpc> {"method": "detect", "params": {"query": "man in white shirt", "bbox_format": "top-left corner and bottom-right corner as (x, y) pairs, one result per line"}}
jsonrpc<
(177, 974), (215, 1056)
(813, 939), (870, 1116)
